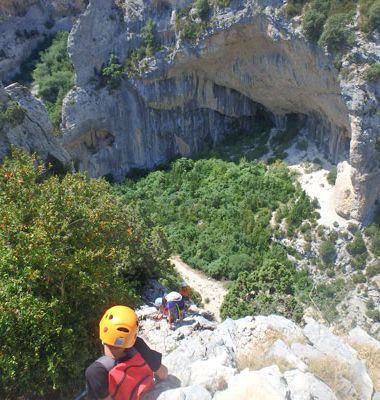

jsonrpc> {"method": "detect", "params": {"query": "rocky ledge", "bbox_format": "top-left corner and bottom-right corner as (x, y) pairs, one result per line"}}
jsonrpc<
(137, 306), (380, 400)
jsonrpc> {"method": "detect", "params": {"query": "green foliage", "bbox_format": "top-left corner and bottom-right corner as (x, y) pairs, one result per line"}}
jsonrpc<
(195, 0), (210, 19)
(318, 13), (354, 51)
(101, 54), (124, 88)
(365, 62), (380, 81)
(175, 6), (207, 42)
(116, 157), (316, 282)
(124, 19), (160, 76)
(360, 0), (380, 34)
(284, 0), (307, 17)
(366, 308), (380, 321)
(212, 0), (230, 7)
(365, 222), (380, 256)
(352, 271), (366, 283)
(327, 166), (337, 185)
(0, 100), (26, 127)
(220, 245), (309, 322)
(32, 32), (74, 132)
(366, 262), (380, 277)
(312, 278), (346, 321)
(319, 239), (336, 263)
(347, 231), (367, 256)
(0, 148), (172, 399)
(303, 9), (327, 41)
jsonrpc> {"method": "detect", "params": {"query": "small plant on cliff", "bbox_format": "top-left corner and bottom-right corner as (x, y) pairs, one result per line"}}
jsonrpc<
(32, 31), (74, 133)
(318, 13), (355, 51)
(0, 100), (26, 127)
(195, 0), (210, 19)
(347, 231), (367, 256)
(101, 53), (124, 88)
(327, 166), (337, 185)
(365, 61), (380, 81)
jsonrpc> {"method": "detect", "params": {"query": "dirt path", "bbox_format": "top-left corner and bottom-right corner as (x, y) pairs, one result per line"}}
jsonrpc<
(169, 256), (228, 321)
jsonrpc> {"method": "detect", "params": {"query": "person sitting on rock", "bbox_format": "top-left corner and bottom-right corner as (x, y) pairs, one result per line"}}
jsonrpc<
(85, 305), (168, 400)
(153, 296), (168, 321)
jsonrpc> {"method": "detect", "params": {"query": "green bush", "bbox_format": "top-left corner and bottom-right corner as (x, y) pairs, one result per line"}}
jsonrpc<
(366, 309), (380, 322)
(318, 13), (353, 51)
(0, 100), (26, 127)
(101, 53), (124, 88)
(195, 0), (210, 19)
(366, 262), (380, 277)
(319, 240), (336, 263)
(32, 32), (73, 132)
(0, 148), (172, 399)
(352, 271), (366, 283)
(327, 166), (337, 185)
(220, 245), (309, 322)
(313, 279), (345, 321)
(303, 9), (327, 41)
(347, 231), (367, 256)
(365, 223), (380, 256)
(365, 62), (380, 81)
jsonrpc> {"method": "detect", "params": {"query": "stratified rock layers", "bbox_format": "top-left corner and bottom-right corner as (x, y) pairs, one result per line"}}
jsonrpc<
(61, 0), (379, 221)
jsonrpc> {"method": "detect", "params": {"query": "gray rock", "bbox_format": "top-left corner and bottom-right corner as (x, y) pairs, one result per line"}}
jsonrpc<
(156, 385), (212, 400)
(284, 370), (338, 400)
(0, 83), (70, 164)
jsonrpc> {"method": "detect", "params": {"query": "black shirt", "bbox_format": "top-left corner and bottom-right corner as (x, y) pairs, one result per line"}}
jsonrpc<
(85, 337), (162, 400)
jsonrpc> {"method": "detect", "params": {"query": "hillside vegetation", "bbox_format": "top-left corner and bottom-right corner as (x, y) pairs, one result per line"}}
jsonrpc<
(116, 156), (319, 321)
(0, 148), (177, 399)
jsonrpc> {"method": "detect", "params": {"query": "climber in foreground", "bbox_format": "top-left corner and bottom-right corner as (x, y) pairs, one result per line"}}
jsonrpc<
(85, 305), (168, 400)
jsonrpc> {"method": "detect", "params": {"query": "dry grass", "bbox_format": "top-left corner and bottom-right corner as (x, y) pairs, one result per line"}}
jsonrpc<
(351, 344), (380, 391)
(236, 328), (305, 372)
(308, 356), (354, 396)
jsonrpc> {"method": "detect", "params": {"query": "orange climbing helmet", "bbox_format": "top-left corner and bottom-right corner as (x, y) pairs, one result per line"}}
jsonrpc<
(99, 305), (139, 349)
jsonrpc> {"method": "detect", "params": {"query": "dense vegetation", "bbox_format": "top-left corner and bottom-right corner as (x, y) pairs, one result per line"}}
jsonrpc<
(116, 154), (318, 320)
(295, 0), (380, 44)
(32, 32), (74, 132)
(0, 148), (175, 399)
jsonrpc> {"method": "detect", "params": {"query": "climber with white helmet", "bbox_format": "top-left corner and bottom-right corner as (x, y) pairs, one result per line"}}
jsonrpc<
(85, 305), (168, 400)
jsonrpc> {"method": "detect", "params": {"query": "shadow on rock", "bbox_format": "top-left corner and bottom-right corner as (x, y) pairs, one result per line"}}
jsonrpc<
(142, 375), (181, 400)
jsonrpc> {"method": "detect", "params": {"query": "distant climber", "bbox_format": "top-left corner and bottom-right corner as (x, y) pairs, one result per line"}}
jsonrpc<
(179, 281), (190, 302)
(85, 305), (168, 400)
(165, 291), (185, 328)
(153, 292), (185, 328)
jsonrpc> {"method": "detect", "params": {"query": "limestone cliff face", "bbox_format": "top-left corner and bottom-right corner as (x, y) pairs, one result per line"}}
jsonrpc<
(0, 0), (87, 82)
(0, 82), (71, 164)
(59, 0), (378, 221)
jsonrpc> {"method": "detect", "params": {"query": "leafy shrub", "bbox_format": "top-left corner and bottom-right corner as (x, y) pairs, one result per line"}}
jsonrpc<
(365, 223), (380, 256)
(101, 53), (124, 88)
(142, 18), (158, 55)
(284, 0), (307, 17)
(32, 32), (73, 132)
(313, 279), (345, 321)
(368, 0), (380, 30)
(352, 271), (366, 283)
(367, 309), (380, 322)
(0, 148), (172, 399)
(318, 13), (353, 51)
(347, 231), (367, 256)
(365, 62), (380, 81)
(303, 9), (327, 41)
(195, 0), (210, 19)
(366, 262), (380, 278)
(117, 157), (316, 280)
(327, 166), (337, 185)
(0, 100), (26, 127)
(319, 240), (336, 263)
(220, 245), (309, 322)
